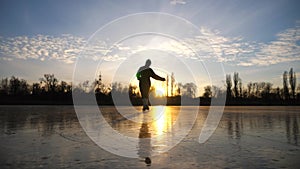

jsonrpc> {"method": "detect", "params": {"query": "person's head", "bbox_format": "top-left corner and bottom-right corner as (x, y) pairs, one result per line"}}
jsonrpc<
(145, 59), (151, 67)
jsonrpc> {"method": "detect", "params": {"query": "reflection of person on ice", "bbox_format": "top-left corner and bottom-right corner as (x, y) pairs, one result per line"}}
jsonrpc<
(136, 59), (165, 111)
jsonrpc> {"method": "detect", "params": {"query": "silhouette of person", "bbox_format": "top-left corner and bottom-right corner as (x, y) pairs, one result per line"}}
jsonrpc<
(136, 59), (165, 111)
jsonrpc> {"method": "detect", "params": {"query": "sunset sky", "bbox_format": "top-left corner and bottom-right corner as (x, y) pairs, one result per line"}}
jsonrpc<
(0, 0), (299, 95)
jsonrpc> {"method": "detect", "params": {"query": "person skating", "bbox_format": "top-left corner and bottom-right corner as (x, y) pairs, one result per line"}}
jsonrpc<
(136, 59), (165, 111)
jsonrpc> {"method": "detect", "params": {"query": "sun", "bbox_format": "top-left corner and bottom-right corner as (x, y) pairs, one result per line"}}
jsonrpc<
(155, 86), (166, 97)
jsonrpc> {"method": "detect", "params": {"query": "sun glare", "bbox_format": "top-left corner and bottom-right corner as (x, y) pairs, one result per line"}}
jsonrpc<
(155, 86), (166, 97)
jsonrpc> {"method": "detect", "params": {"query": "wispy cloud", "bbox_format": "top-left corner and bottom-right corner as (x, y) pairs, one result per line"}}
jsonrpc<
(0, 34), (86, 64)
(1, 21), (299, 66)
(248, 22), (300, 66)
(169, 0), (187, 5)
(191, 22), (300, 66)
(195, 27), (262, 64)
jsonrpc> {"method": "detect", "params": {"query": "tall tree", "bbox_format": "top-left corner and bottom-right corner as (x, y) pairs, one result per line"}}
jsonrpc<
(262, 82), (272, 99)
(297, 84), (300, 99)
(171, 72), (175, 96)
(9, 76), (20, 95)
(40, 74), (58, 93)
(289, 68), (296, 99)
(9, 76), (29, 95)
(59, 81), (68, 93)
(226, 74), (232, 99)
(166, 75), (169, 97)
(238, 78), (242, 98)
(247, 82), (253, 98)
(253, 82), (259, 97)
(283, 71), (289, 100)
(32, 83), (41, 95)
(177, 83), (182, 96)
(0, 78), (9, 95)
(276, 87), (281, 100)
(94, 73), (107, 94)
(19, 79), (29, 95)
(233, 72), (239, 98)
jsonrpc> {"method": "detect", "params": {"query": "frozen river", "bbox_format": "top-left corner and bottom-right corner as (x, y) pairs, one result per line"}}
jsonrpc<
(0, 106), (299, 168)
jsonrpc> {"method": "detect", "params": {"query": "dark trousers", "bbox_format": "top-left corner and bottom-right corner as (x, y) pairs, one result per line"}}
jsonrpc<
(139, 81), (150, 99)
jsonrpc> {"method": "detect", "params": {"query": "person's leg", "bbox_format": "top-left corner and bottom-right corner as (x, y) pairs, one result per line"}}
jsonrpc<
(144, 87), (150, 110)
(142, 98), (148, 108)
(140, 83), (150, 111)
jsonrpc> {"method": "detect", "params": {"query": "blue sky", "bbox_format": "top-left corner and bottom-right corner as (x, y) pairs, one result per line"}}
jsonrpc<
(0, 0), (299, 94)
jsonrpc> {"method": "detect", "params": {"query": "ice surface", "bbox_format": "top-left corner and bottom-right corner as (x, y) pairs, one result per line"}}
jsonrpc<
(0, 106), (299, 168)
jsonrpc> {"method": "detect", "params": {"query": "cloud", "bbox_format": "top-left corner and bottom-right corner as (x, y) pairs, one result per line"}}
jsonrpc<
(170, 0), (187, 5)
(0, 34), (130, 64)
(0, 34), (86, 64)
(189, 22), (300, 66)
(248, 23), (300, 66)
(1, 21), (299, 66)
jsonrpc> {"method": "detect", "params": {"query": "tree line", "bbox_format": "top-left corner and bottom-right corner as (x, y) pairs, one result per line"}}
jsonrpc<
(0, 74), (72, 96)
(0, 68), (299, 105)
(0, 74), (73, 104)
(202, 68), (299, 105)
(0, 73), (197, 105)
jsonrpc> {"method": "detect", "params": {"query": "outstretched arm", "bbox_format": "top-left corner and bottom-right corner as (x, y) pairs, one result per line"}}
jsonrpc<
(150, 69), (165, 81)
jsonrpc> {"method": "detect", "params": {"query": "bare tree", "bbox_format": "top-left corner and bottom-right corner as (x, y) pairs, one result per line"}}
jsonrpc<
(9, 76), (20, 95)
(32, 83), (41, 95)
(0, 78), (9, 95)
(166, 75), (169, 97)
(247, 82), (253, 98)
(276, 87), (281, 100)
(289, 68), (296, 99)
(226, 74), (232, 99)
(233, 72), (239, 98)
(238, 78), (242, 98)
(253, 82), (259, 97)
(9, 76), (29, 95)
(283, 71), (289, 100)
(252, 82), (257, 97)
(297, 84), (300, 99)
(171, 72), (175, 96)
(203, 85), (212, 98)
(95, 73), (108, 94)
(82, 80), (90, 93)
(59, 81), (68, 93)
(40, 74), (58, 93)
(262, 82), (272, 99)
(111, 82), (125, 95)
(212, 85), (221, 98)
(177, 82), (182, 96)
(182, 82), (197, 98)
